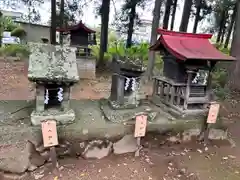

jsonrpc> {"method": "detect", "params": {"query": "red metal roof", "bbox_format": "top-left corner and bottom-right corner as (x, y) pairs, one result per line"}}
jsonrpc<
(56, 21), (96, 33)
(150, 29), (236, 61)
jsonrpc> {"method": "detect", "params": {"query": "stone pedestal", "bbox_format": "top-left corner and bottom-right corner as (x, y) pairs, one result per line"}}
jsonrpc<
(31, 108), (75, 126)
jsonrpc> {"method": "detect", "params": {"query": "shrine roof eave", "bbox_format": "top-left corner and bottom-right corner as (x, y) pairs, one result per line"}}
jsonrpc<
(149, 29), (236, 62)
(56, 21), (96, 33)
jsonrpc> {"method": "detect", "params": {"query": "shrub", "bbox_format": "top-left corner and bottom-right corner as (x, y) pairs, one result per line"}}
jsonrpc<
(0, 16), (18, 32)
(0, 44), (30, 59)
(90, 41), (164, 71)
(11, 27), (26, 38)
(209, 44), (231, 100)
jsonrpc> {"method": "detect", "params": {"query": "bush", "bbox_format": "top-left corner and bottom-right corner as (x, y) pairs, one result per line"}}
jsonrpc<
(0, 44), (30, 59)
(211, 67), (229, 100)
(209, 44), (232, 100)
(0, 16), (18, 32)
(90, 41), (164, 72)
(11, 27), (26, 38)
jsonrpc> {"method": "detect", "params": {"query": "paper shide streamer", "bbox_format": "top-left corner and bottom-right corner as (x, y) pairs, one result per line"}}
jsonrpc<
(44, 88), (64, 104)
(124, 77), (138, 92)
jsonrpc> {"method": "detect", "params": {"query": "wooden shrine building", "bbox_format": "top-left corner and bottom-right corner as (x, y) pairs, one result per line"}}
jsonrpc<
(57, 21), (96, 56)
(150, 29), (236, 118)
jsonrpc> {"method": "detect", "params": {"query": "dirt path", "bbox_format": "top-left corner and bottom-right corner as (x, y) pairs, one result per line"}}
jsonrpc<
(34, 134), (240, 180)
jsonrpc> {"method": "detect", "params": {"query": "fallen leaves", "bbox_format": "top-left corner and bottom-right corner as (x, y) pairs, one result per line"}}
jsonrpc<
(80, 173), (86, 177)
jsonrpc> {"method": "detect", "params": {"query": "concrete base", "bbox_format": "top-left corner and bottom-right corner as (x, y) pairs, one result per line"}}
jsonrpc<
(0, 99), (225, 147)
(102, 99), (157, 123)
(109, 100), (140, 110)
(30, 108), (75, 126)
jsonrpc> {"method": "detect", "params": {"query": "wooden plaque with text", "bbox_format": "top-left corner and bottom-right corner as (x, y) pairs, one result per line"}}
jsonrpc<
(41, 120), (58, 147)
(207, 103), (220, 124)
(134, 115), (147, 137)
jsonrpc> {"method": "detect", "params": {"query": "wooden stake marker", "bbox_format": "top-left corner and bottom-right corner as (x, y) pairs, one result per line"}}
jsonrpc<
(134, 114), (147, 157)
(200, 102), (220, 144)
(207, 102), (220, 124)
(41, 119), (59, 168)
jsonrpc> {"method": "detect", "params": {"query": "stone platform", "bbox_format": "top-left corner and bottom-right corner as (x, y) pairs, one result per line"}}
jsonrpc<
(0, 99), (222, 146)
(100, 99), (159, 123)
(0, 99), (225, 174)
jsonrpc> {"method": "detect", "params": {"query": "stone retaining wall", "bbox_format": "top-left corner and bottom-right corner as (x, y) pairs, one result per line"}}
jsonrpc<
(0, 99), (226, 176)
(76, 57), (96, 79)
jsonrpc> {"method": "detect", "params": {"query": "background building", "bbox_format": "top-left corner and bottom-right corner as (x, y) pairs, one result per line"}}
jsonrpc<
(1, 9), (23, 21)
(132, 19), (152, 43)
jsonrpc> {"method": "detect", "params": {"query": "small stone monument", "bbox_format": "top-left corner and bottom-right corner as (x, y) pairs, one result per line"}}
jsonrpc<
(100, 57), (157, 124)
(109, 58), (145, 109)
(28, 43), (79, 126)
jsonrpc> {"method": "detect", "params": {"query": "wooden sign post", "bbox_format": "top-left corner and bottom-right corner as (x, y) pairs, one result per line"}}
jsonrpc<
(207, 103), (220, 124)
(41, 119), (59, 168)
(199, 102), (220, 143)
(134, 114), (147, 157)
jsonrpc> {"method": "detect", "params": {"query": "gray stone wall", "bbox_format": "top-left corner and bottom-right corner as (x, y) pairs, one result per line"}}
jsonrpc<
(76, 57), (96, 79)
(17, 22), (50, 43)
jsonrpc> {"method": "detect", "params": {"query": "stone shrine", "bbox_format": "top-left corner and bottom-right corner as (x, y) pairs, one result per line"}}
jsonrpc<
(109, 58), (145, 109)
(28, 43), (79, 125)
(100, 57), (157, 124)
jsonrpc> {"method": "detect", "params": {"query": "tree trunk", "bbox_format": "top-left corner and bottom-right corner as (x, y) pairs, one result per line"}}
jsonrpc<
(126, 4), (137, 48)
(50, 0), (56, 44)
(224, 4), (237, 48)
(229, 1), (240, 90)
(98, 0), (110, 66)
(220, 20), (226, 44)
(146, 0), (163, 79)
(216, 10), (226, 44)
(179, 0), (193, 32)
(59, 0), (64, 45)
(192, 0), (201, 33)
(163, 0), (172, 29)
(170, 0), (177, 30)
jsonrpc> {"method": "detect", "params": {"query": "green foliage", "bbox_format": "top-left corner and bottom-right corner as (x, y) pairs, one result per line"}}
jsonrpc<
(218, 47), (230, 55)
(90, 39), (163, 70)
(11, 27), (27, 38)
(0, 16), (18, 32)
(0, 16), (19, 44)
(0, 44), (30, 59)
(212, 67), (228, 89)
(210, 44), (231, 100)
(91, 41), (149, 62)
(211, 0), (236, 32)
(112, 0), (147, 34)
(53, 0), (91, 27)
(214, 42), (231, 54)
(19, 0), (43, 23)
(212, 65), (231, 100)
(192, 0), (213, 21)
